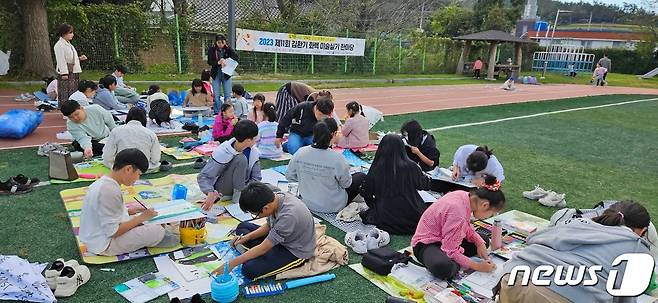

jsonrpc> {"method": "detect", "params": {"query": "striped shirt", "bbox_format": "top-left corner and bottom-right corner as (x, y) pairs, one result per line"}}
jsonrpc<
(257, 121), (283, 159)
(412, 190), (485, 269)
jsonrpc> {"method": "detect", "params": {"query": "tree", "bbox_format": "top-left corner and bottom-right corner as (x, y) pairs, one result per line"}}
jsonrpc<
(481, 5), (513, 31)
(430, 6), (476, 37)
(16, 0), (54, 76)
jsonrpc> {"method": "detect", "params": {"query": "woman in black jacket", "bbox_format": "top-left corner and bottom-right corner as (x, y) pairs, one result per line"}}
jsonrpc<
(207, 34), (238, 114)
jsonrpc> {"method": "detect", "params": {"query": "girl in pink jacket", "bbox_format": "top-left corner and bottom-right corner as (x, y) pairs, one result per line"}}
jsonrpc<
(213, 103), (238, 142)
(412, 174), (506, 279)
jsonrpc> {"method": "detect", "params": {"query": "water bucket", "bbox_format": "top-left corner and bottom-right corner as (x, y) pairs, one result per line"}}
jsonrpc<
(179, 226), (207, 246)
(210, 272), (239, 303)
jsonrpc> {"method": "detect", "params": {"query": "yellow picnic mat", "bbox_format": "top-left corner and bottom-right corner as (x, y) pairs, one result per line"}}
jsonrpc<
(161, 147), (204, 160)
(59, 173), (239, 264)
(50, 159), (112, 184)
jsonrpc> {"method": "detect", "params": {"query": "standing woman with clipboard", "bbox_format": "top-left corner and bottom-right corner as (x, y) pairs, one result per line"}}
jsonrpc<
(207, 34), (239, 114)
(53, 23), (88, 106)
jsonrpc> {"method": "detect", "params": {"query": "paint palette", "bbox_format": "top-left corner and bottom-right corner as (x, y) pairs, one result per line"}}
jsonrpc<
(242, 282), (286, 298)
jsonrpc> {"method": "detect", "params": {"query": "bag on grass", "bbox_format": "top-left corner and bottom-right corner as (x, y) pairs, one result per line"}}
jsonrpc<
(149, 99), (172, 126)
(361, 247), (414, 275)
(48, 150), (79, 181)
(0, 109), (43, 139)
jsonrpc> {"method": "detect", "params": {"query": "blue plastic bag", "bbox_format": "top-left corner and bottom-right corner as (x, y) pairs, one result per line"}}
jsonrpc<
(0, 109), (43, 139)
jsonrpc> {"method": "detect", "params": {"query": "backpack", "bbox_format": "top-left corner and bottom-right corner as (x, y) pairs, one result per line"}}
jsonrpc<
(149, 99), (172, 126)
(361, 247), (416, 275)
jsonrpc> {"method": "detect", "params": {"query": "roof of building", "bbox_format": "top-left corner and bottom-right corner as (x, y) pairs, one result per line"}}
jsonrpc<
(527, 30), (648, 41)
(453, 30), (536, 43)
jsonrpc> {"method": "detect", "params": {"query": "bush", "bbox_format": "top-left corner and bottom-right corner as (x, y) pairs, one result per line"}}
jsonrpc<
(587, 46), (658, 75)
(48, 3), (151, 73)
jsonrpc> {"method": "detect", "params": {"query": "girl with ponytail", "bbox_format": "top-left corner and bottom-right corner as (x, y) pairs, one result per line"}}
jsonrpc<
(286, 118), (366, 212)
(256, 103), (283, 159)
(451, 144), (504, 184)
(412, 174), (506, 280)
(336, 101), (370, 149)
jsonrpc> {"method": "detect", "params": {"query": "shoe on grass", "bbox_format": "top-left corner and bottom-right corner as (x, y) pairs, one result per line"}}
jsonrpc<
(193, 158), (206, 169)
(522, 185), (549, 200)
(45, 259), (80, 290)
(538, 192), (567, 208)
(344, 230), (369, 254)
(366, 228), (390, 251)
(54, 265), (90, 297)
(11, 174), (40, 187)
(0, 179), (33, 195)
(159, 160), (173, 172)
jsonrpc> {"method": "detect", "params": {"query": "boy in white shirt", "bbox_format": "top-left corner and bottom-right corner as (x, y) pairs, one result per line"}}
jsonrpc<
(79, 148), (179, 256)
(231, 84), (249, 120)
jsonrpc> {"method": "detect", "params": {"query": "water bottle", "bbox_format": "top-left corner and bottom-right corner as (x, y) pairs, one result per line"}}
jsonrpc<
(197, 111), (203, 126)
(491, 219), (503, 250)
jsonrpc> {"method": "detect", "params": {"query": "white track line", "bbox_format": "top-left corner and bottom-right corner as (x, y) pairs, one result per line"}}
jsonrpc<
(426, 97), (658, 132)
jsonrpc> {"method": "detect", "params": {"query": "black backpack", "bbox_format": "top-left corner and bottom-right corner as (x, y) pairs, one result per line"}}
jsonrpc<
(361, 247), (416, 276)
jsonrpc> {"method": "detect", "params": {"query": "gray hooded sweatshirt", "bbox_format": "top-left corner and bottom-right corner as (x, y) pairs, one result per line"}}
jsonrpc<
(197, 138), (261, 203)
(501, 218), (650, 303)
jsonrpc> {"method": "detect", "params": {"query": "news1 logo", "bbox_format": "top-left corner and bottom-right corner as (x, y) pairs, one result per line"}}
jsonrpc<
(509, 253), (655, 296)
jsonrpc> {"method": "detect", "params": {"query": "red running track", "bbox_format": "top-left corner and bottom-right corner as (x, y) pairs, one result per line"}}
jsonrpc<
(1, 83), (657, 150)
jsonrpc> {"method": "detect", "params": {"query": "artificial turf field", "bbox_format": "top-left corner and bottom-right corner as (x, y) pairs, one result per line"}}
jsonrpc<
(1, 93), (657, 303)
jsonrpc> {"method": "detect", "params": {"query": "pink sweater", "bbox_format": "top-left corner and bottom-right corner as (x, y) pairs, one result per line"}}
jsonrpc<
(336, 115), (369, 149)
(411, 190), (485, 269)
(474, 60), (483, 70)
(212, 116), (234, 139)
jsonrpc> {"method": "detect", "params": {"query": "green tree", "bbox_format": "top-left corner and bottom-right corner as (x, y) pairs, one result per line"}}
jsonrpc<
(430, 6), (476, 37)
(481, 5), (513, 31)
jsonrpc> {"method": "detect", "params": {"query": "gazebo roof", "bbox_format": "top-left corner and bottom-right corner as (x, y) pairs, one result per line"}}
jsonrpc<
(453, 30), (535, 43)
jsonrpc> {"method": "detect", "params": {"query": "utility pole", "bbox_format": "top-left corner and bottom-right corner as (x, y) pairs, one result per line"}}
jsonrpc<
(228, 0), (236, 48)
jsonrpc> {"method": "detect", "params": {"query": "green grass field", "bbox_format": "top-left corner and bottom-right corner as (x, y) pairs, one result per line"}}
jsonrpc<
(1, 94), (658, 302)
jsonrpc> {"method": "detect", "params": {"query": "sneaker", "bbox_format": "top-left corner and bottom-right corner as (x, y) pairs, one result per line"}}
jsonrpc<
(54, 265), (90, 297)
(37, 142), (67, 156)
(10, 174), (40, 187)
(538, 192), (567, 208)
(0, 179), (33, 195)
(193, 158), (207, 169)
(45, 259), (80, 290)
(522, 185), (549, 200)
(344, 230), (369, 254)
(159, 160), (173, 172)
(366, 228), (390, 251)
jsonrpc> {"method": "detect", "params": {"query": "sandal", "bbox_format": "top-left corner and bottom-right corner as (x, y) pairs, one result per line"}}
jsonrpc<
(0, 179), (33, 195)
(11, 174), (40, 187)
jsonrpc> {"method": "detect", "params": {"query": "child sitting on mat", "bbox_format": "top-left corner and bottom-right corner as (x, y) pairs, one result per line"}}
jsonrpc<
(286, 118), (365, 213)
(401, 120), (440, 172)
(183, 79), (213, 108)
(79, 148), (179, 256)
(232, 84), (249, 120)
(102, 107), (161, 171)
(412, 174), (505, 280)
(248, 93), (266, 124)
(498, 200), (651, 303)
(452, 144), (504, 184)
(212, 103), (238, 142)
(61, 100), (117, 158)
(212, 182), (315, 280)
(359, 134), (431, 235)
(336, 101), (369, 150)
(256, 103), (283, 159)
(200, 120), (262, 208)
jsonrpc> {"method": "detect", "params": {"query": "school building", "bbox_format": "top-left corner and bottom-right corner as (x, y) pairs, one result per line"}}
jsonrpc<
(526, 29), (649, 50)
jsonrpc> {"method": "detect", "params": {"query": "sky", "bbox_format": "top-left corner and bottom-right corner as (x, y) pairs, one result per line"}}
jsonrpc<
(559, 0), (656, 10)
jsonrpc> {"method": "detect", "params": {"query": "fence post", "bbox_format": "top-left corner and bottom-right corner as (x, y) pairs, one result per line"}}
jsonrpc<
(113, 24), (120, 60)
(344, 29), (349, 73)
(372, 37), (378, 75)
(175, 14), (182, 74)
(310, 27), (315, 75)
(274, 52), (278, 74)
(422, 38), (427, 73)
(398, 33), (402, 74)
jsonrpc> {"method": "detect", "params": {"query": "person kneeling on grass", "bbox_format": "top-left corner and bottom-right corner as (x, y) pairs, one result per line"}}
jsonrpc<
(61, 100), (117, 158)
(275, 97), (334, 155)
(412, 174), (505, 280)
(497, 200), (651, 303)
(211, 182), (316, 280)
(200, 120), (262, 208)
(79, 148), (179, 256)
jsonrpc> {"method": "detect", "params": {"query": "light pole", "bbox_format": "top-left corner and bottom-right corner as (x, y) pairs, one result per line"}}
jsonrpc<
(541, 9), (572, 79)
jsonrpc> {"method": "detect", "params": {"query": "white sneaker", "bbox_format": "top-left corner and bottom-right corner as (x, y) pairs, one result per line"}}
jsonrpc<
(344, 231), (369, 254)
(522, 186), (550, 200)
(366, 228), (390, 250)
(54, 265), (90, 297)
(538, 192), (567, 208)
(45, 259), (80, 290)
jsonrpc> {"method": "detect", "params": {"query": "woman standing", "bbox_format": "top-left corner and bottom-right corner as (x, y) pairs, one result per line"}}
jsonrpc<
(54, 23), (87, 105)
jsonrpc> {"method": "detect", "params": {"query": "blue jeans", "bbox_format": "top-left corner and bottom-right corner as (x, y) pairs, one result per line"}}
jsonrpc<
(283, 132), (313, 155)
(212, 74), (232, 113)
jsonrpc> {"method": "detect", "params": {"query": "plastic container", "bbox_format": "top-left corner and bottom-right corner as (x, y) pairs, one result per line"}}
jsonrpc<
(171, 184), (188, 201)
(180, 226), (207, 246)
(210, 264), (239, 303)
(491, 219), (503, 250)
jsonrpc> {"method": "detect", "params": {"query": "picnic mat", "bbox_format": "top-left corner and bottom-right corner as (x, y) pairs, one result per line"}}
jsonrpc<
(162, 147), (204, 160)
(485, 210), (549, 235)
(312, 211), (374, 234)
(59, 173), (241, 264)
(50, 159), (111, 184)
(147, 120), (188, 135)
(332, 144), (378, 153)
